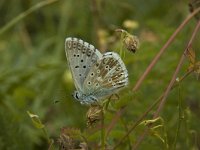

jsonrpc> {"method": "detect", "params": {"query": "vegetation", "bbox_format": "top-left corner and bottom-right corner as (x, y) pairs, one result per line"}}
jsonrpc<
(0, 0), (200, 149)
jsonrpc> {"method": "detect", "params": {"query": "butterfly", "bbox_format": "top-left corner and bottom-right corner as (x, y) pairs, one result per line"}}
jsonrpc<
(65, 37), (128, 105)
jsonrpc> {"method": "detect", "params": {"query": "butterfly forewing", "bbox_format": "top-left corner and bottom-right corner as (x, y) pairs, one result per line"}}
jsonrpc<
(65, 38), (102, 92)
(83, 52), (128, 100)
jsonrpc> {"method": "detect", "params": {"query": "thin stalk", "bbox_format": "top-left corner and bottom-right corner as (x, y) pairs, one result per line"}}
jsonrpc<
(90, 0), (102, 49)
(113, 98), (160, 150)
(132, 20), (200, 150)
(42, 127), (55, 150)
(101, 106), (105, 150)
(0, 0), (58, 36)
(132, 7), (200, 92)
(172, 83), (183, 149)
(113, 69), (192, 150)
(120, 118), (132, 150)
(106, 106), (125, 137)
(153, 20), (200, 119)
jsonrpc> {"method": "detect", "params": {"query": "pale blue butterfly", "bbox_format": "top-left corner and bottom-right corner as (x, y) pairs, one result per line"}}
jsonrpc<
(65, 37), (128, 105)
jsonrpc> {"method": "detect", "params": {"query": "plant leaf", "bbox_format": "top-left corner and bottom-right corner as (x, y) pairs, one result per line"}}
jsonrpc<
(27, 111), (45, 129)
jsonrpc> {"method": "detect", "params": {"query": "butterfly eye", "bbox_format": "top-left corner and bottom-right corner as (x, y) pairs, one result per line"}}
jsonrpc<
(74, 91), (80, 100)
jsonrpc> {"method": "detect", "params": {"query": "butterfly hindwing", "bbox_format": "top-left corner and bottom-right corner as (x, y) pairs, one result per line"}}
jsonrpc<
(83, 52), (128, 100)
(65, 38), (102, 92)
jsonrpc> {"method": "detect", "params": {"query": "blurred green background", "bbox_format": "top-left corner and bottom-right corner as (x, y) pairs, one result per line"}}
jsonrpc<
(0, 0), (200, 149)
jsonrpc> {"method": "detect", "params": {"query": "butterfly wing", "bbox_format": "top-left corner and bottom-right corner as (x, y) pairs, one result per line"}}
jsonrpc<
(83, 52), (128, 100)
(65, 37), (102, 92)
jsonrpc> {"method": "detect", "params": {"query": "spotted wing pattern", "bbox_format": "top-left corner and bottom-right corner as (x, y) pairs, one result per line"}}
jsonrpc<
(65, 38), (102, 92)
(83, 52), (128, 100)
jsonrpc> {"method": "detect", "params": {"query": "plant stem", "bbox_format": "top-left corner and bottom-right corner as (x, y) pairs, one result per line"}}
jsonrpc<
(153, 20), (200, 119)
(132, 19), (200, 150)
(172, 83), (182, 149)
(90, 0), (102, 50)
(132, 7), (200, 92)
(0, 0), (58, 36)
(120, 118), (132, 149)
(113, 69), (192, 149)
(101, 106), (105, 150)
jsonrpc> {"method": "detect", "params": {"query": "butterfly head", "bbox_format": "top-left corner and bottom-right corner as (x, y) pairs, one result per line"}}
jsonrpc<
(73, 91), (98, 105)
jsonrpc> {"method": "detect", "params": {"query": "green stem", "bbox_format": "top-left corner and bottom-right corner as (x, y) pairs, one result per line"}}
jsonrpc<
(0, 0), (58, 36)
(101, 106), (105, 150)
(172, 83), (181, 149)
(120, 118), (132, 149)
(119, 33), (123, 57)
(42, 127), (54, 150)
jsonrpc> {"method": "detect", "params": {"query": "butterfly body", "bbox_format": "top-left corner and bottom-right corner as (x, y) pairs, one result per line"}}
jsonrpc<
(65, 37), (128, 105)
(73, 91), (98, 105)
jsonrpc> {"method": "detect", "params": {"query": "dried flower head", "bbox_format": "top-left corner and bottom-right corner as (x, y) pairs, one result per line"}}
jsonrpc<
(115, 29), (140, 53)
(186, 46), (200, 80)
(86, 105), (102, 127)
(123, 34), (140, 53)
(188, 0), (200, 20)
(58, 127), (88, 150)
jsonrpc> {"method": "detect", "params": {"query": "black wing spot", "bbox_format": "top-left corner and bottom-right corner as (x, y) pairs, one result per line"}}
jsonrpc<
(83, 65), (86, 68)
(81, 59), (84, 62)
(75, 65), (79, 68)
